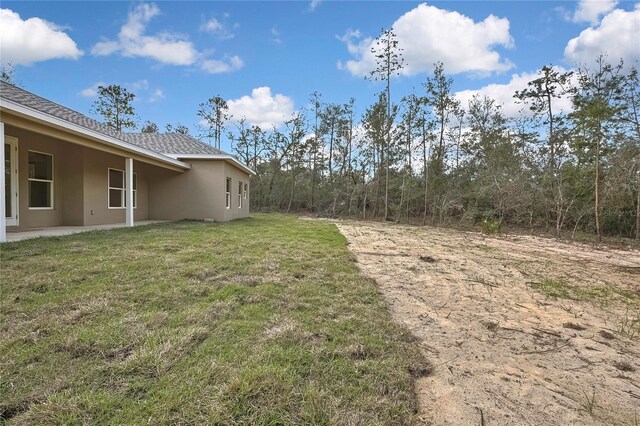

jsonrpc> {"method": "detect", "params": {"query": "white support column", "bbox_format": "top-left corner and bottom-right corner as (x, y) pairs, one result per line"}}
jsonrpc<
(125, 157), (134, 227)
(0, 122), (6, 242)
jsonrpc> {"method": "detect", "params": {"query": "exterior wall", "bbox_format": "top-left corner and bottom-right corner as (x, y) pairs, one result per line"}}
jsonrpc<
(4, 125), (251, 228)
(82, 149), (149, 226)
(223, 162), (250, 221)
(147, 160), (251, 222)
(4, 126), (151, 229)
(148, 160), (224, 221)
(8, 126), (74, 229)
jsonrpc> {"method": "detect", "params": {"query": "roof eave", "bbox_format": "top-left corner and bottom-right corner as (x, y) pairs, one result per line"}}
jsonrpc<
(166, 154), (256, 175)
(0, 98), (191, 170)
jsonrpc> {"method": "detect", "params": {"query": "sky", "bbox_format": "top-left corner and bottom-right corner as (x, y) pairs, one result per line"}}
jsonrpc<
(1, 0), (639, 153)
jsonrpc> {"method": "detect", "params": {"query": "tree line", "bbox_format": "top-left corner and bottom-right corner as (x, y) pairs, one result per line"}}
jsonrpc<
(4, 35), (637, 241)
(227, 38), (639, 242)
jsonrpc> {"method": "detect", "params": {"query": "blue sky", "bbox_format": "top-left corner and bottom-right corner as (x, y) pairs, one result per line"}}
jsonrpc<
(1, 1), (639, 152)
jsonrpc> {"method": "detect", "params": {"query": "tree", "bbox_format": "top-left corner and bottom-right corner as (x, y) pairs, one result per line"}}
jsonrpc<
(1, 62), (18, 85)
(141, 121), (159, 133)
(515, 65), (573, 174)
(515, 65), (573, 236)
(198, 96), (230, 149)
(424, 62), (458, 176)
(93, 85), (137, 131)
(570, 56), (625, 241)
(366, 27), (405, 221)
(309, 91), (323, 212)
(165, 123), (190, 135)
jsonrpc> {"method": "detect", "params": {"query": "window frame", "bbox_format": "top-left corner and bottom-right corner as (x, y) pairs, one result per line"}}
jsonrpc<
(243, 183), (248, 200)
(238, 181), (243, 208)
(225, 177), (231, 209)
(27, 150), (54, 210)
(107, 168), (137, 210)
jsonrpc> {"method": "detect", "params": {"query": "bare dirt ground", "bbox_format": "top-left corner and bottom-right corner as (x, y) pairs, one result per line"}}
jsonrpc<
(335, 221), (640, 426)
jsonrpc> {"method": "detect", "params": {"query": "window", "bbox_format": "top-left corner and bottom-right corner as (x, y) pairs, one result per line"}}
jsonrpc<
(238, 181), (243, 208)
(108, 168), (137, 209)
(28, 151), (53, 209)
(225, 177), (231, 209)
(243, 183), (248, 200)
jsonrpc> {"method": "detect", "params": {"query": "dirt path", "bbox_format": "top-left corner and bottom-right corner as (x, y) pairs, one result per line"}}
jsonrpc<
(336, 221), (640, 426)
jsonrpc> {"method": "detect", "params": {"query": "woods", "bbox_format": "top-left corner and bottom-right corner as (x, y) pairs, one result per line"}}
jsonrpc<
(229, 55), (640, 241)
(65, 47), (639, 241)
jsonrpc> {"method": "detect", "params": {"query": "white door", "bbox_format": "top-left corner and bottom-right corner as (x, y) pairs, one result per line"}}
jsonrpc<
(4, 136), (18, 226)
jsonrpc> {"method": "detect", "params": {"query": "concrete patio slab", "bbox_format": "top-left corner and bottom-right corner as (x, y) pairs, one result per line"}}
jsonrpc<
(5, 220), (169, 242)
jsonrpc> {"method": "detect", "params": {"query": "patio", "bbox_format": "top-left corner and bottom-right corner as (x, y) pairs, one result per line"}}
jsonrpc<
(5, 220), (169, 242)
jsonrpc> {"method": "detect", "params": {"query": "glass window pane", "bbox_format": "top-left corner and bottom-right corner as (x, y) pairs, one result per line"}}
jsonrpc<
(28, 152), (52, 180)
(29, 181), (51, 208)
(226, 177), (231, 193)
(109, 169), (123, 189)
(109, 189), (123, 208)
(133, 173), (137, 190)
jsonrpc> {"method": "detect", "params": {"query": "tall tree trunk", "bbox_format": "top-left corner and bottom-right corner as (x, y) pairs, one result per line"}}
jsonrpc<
(287, 170), (295, 213)
(311, 148), (317, 212)
(595, 132), (602, 242)
(422, 124), (429, 225)
(636, 164), (640, 240)
(396, 174), (405, 222)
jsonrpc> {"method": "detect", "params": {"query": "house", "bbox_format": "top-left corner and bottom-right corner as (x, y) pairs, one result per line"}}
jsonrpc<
(0, 81), (255, 242)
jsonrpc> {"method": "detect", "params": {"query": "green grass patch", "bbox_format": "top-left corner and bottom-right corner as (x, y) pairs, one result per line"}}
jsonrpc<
(528, 276), (639, 309)
(0, 214), (426, 424)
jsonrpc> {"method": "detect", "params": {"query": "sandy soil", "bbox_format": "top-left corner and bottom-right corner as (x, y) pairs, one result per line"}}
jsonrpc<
(335, 221), (640, 426)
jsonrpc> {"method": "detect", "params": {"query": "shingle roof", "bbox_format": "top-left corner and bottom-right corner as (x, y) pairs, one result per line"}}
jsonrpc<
(1, 81), (125, 139)
(0, 81), (229, 157)
(125, 133), (224, 155)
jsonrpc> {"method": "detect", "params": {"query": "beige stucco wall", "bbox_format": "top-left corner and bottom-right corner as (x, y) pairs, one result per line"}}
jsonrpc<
(82, 149), (149, 226)
(4, 125), (251, 228)
(223, 162), (251, 221)
(8, 126), (73, 229)
(147, 160), (251, 222)
(4, 126), (151, 230)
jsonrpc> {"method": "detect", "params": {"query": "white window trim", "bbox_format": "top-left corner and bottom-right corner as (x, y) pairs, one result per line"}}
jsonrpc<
(107, 168), (137, 210)
(28, 150), (54, 210)
(225, 177), (231, 209)
(243, 183), (248, 200)
(238, 181), (243, 208)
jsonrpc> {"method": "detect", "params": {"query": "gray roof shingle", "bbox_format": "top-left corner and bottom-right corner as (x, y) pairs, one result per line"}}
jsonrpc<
(125, 133), (224, 156)
(1, 81), (229, 157)
(1, 81), (125, 140)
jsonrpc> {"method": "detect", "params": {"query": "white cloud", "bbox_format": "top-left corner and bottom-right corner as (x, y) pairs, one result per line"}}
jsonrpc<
(130, 79), (149, 91)
(201, 17), (223, 32)
(149, 88), (165, 103)
(310, 0), (322, 12)
(337, 3), (514, 77)
(227, 87), (295, 129)
(79, 82), (105, 98)
(572, 0), (618, 25)
(91, 3), (198, 65)
(201, 55), (244, 74)
(200, 17), (235, 39)
(271, 26), (283, 45)
(455, 67), (575, 119)
(80, 80), (165, 103)
(565, 4), (640, 66)
(0, 8), (83, 66)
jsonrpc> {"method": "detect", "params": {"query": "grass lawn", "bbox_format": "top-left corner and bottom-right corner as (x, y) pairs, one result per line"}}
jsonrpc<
(1, 214), (427, 425)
